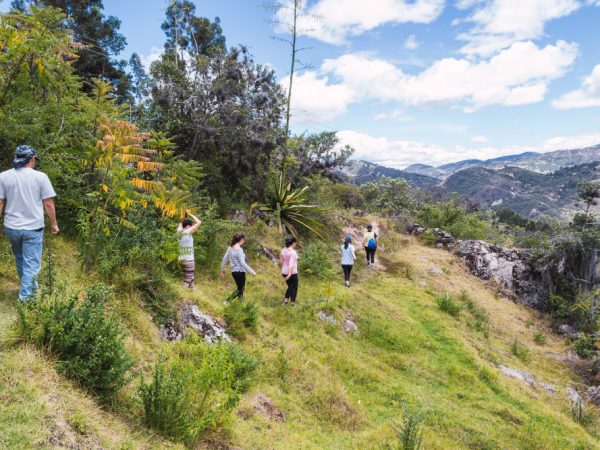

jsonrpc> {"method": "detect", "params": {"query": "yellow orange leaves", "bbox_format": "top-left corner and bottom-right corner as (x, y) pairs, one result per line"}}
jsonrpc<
(137, 161), (165, 172)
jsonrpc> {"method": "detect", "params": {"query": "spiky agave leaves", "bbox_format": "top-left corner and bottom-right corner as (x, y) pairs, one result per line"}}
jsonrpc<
(255, 172), (324, 238)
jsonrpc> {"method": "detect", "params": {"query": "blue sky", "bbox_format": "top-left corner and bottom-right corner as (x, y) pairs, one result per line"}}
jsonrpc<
(3, 0), (600, 168)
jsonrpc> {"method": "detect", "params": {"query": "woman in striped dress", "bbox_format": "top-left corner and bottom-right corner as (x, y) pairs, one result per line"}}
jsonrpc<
(178, 212), (202, 288)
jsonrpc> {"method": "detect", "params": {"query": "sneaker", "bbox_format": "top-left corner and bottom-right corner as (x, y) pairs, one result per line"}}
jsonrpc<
(283, 299), (289, 305)
(290, 302), (296, 307)
(345, 281), (350, 288)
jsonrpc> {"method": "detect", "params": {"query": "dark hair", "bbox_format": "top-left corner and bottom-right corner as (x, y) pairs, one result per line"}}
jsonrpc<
(344, 235), (352, 249)
(182, 218), (194, 228)
(367, 224), (373, 231)
(285, 236), (297, 248)
(231, 233), (245, 246)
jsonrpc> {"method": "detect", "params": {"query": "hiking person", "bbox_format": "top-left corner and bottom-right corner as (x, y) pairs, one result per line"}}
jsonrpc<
(363, 224), (378, 269)
(340, 235), (356, 287)
(177, 211), (201, 288)
(221, 233), (256, 300)
(280, 236), (299, 306)
(0, 146), (58, 301)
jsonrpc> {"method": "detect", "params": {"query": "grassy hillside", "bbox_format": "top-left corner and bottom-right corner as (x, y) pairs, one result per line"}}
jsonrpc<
(0, 215), (599, 449)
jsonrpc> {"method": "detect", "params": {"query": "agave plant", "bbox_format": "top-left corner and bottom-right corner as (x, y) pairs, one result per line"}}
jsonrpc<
(255, 172), (324, 238)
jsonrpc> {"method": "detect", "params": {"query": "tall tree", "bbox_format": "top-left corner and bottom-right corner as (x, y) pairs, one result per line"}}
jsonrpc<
(13, 0), (131, 101)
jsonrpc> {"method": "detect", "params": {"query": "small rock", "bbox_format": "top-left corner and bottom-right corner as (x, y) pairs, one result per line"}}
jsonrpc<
(419, 281), (428, 287)
(343, 317), (359, 334)
(540, 382), (557, 395)
(429, 268), (443, 276)
(232, 210), (249, 225)
(253, 394), (285, 422)
(567, 387), (583, 406)
(318, 311), (337, 324)
(498, 365), (535, 386)
(584, 386), (600, 406)
(557, 324), (574, 335)
(420, 256), (429, 262)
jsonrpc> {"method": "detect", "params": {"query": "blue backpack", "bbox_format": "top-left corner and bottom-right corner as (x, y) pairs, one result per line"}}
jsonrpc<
(367, 234), (377, 250)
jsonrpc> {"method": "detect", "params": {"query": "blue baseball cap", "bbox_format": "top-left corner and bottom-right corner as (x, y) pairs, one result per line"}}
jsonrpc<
(344, 235), (353, 243)
(12, 145), (39, 169)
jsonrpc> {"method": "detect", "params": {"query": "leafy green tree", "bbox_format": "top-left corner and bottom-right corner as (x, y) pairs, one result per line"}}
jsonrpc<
(15, 0), (131, 101)
(360, 177), (418, 216)
(575, 182), (600, 230)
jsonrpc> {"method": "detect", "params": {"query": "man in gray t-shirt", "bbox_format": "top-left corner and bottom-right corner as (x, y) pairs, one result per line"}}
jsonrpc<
(0, 146), (59, 300)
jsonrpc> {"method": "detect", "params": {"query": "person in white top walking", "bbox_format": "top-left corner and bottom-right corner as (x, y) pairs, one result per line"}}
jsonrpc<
(0, 146), (59, 300)
(177, 211), (201, 288)
(340, 235), (356, 287)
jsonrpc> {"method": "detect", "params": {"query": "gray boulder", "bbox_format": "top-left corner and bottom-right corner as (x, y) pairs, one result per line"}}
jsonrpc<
(161, 303), (230, 343)
(343, 317), (359, 334)
(318, 311), (337, 324)
(498, 365), (535, 387)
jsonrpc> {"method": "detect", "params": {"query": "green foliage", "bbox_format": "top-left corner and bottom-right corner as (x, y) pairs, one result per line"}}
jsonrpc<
(16, 286), (134, 400)
(325, 183), (365, 209)
(256, 173), (324, 237)
(420, 229), (437, 247)
(360, 177), (417, 216)
(511, 337), (531, 363)
(435, 293), (462, 317)
(299, 241), (334, 280)
(573, 333), (597, 359)
(390, 405), (424, 450)
(459, 291), (490, 337)
(223, 300), (259, 340)
(139, 338), (257, 442)
(571, 400), (592, 426)
(416, 202), (490, 240)
(533, 331), (547, 346)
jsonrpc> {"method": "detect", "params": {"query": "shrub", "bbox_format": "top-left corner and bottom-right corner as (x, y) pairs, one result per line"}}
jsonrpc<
(511, 338), (531, 363)
(223, 300), (259, 340)
(416, 202), (489, 240)
(573, 333), (597, 359)
(435, 293), (462, 317)
(16, 286), (134, 400)
(533, 331), (547, 346)
(327, 183), (365, 209)
(300, 241), (334, 280)
(420, 229), (437, 247)
(390, 405), (424, 450)
(140, 338), (258, 442)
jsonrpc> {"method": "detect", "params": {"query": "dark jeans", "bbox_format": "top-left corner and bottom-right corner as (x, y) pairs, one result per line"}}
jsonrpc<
(365, 247), (376, 264)
(231, 272), (246, 299)
(283, 273), (299, 302)
(342, 264), (353, 282)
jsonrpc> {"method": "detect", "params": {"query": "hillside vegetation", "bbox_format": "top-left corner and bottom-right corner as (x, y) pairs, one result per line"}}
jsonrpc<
(1, 215), (598, 449)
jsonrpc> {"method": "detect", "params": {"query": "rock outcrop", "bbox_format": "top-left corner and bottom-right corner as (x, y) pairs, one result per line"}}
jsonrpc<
(457, 240), (545, 308)
(161, 303), (231, 343)
(407, 224), (456, 250)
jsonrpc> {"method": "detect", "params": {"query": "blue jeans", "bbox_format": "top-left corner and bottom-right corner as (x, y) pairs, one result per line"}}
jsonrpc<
(4, 227), (44, 301)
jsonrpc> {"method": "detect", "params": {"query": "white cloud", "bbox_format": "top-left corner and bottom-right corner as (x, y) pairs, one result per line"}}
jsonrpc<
(471, 135), (489, 142)
(338, 129), (600, 168)
(457, 0), (581, 56)
(404, 34), (420, 50)
(276, 0), (445, 45)
(553, 64), (600, 109)
(140, 46), (163, 70)
(290, 40), (577, 123)
(374, 109), (413, 122)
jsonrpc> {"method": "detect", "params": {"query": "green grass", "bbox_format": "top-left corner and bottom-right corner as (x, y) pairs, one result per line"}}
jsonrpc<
(0, 216), (599, 449)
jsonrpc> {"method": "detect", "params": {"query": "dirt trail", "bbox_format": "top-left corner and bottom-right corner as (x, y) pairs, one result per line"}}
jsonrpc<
(341, 220), (386, 272)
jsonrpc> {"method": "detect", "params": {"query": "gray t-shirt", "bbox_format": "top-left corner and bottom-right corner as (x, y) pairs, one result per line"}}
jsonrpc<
(340, 244), (356, 265)
(0, 168), (56, 230)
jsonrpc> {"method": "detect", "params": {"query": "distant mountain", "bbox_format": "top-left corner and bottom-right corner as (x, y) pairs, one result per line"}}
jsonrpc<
(438, 159), (483, 174)
(444, 162), (600, 218)
(403, 163), (445, 178)
(338, 160), (439, 189)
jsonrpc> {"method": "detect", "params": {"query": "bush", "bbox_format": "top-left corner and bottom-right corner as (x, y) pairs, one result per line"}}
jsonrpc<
(389, 405), (424, 450)
(416, 202), (490, 240)
(533, 331), (547, 345)
(327, 184), (365, 209)
(223, 300), (259, 339)
(435, 293), (462, 317)
(511, 338), (531, 363)
(140, 337), (258, 442)
(300, 241), (334, 280)
(573, 333), (597, 359)
(16, 286), (134, 400)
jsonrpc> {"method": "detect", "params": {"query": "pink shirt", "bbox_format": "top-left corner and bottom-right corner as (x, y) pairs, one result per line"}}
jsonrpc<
(280, 247), (298, 275)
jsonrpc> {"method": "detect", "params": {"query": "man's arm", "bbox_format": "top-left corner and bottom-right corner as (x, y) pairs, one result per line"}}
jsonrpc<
(43, 198), (59, 234)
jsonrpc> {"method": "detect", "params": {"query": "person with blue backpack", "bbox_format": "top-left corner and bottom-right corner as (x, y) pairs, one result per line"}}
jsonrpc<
(363, 224), (378, 269)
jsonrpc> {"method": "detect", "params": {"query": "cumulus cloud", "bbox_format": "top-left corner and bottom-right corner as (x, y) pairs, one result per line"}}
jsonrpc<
(471, 135), (490, 142)
(275, 0), (445, 45)
(457, 0), (581, 56)
(553, 65), (600, 109)
(139, 46), (163, 70)
(290, 40), (577, 123)
(338, 129), (600, 168)
(403, 34), (420, 50)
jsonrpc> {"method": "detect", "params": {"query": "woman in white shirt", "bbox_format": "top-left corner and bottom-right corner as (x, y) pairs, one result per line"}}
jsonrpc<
(340, 235), (356, 287)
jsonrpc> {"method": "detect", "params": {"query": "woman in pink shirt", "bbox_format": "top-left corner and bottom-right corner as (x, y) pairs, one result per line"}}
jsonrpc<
(280, 236), (299, 306)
